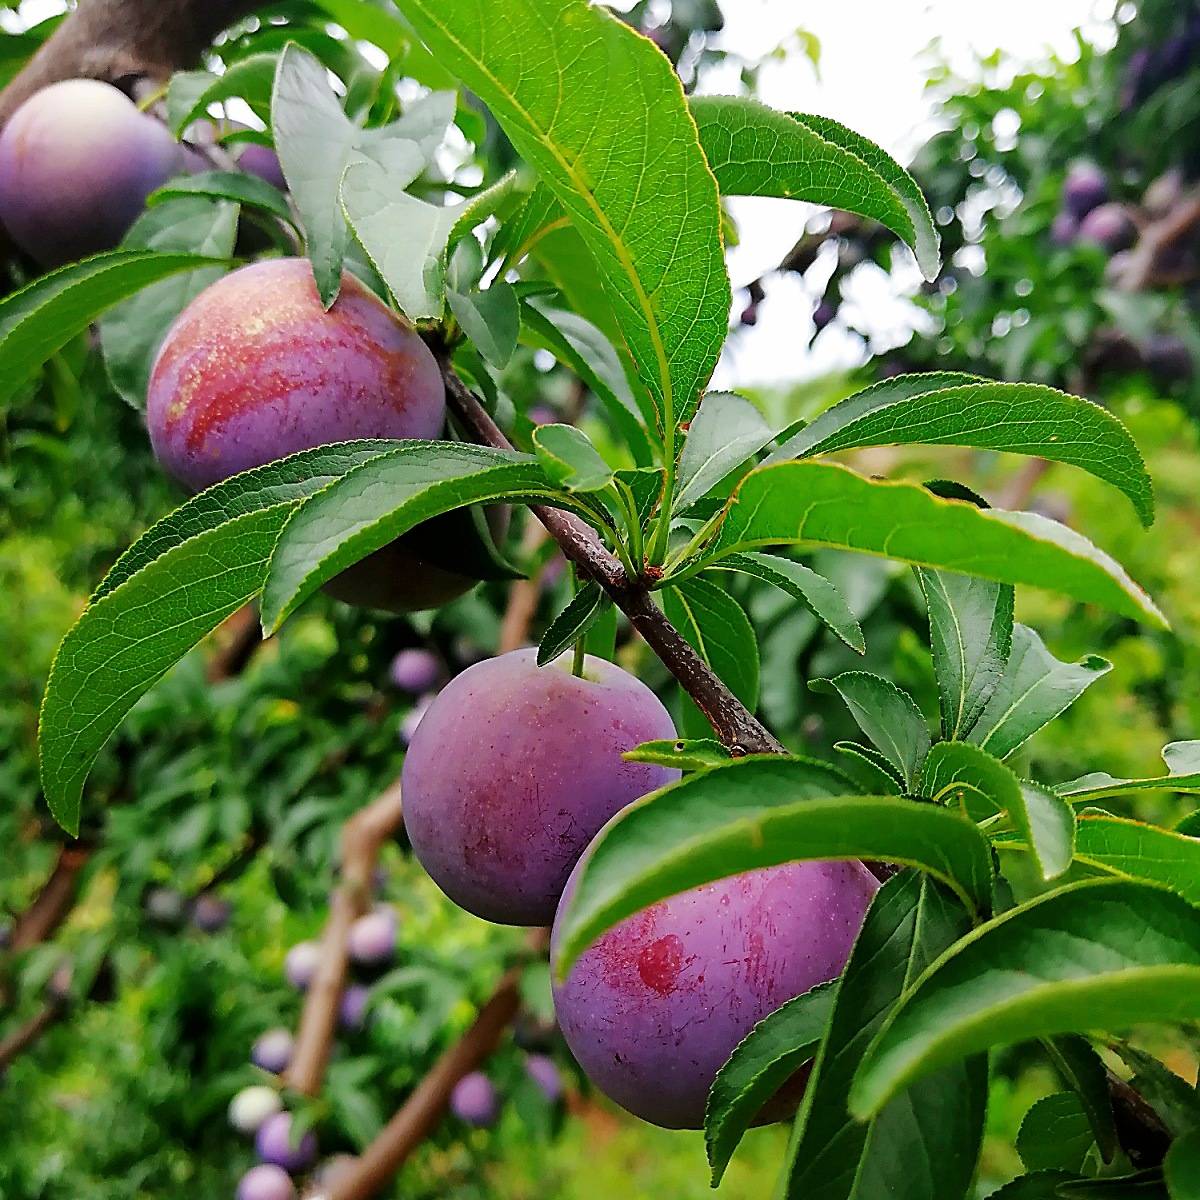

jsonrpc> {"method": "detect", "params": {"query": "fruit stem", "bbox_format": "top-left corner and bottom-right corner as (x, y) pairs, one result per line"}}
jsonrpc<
(572, 634), (587, 679)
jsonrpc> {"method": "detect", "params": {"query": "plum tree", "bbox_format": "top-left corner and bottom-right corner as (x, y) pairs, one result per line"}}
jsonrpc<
(450, 1072), (499, 1127)
(236, 1163), (296, 1200)
(550, 860), (880, 1129)
(389, 648), (441, 694)
(251, 1028), (295, 1075)
(255, 1112), (317, 1171)
(284, 940), (321, 990)
(0, 79), (184, 266)
(145, 257), (485, 613)
(347, 907), (396, 965)
(400, 648), (681, 925)
(228, 1085), (284, 1135)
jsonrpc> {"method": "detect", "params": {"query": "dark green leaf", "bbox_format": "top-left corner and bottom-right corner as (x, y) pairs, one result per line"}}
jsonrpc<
(1109, 1044), (1200, 1137)
(1017, 1093), (1097, 1173)
(1057, 742), (1200, 802)
(149, 170), (293, 224)
(446, 281), (519, 368)
(834, 742), (904, 794)
(985, 1171), (1081, 1199)
(1165, 1127), (1200, 1199)
(167, 54), (278, 135)
(1044, 1037), (1119, 1164)
(532, 424), (614, 493)
(1054, 815), (1200, 904)
(537, 584), (606, 666)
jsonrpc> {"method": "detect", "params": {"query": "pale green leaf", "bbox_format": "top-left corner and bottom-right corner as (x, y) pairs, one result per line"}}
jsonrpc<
(532, 423), (614, 493)
(447, 281), (519, 368)
(1057, 741), (1200, 801)
(622, 738), (736, 772)
(676, 392), (773, 511)
(167, 54), (277, 135)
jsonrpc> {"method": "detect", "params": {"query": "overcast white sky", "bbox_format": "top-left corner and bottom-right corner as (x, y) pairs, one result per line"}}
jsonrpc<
(6, 0), (1123, 384)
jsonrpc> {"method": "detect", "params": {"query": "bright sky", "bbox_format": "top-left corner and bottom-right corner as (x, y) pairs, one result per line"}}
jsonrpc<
(6, 0), (1122, 385)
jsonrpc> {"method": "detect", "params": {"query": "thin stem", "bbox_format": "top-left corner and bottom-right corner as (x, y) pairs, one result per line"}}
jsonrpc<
(572, 633), (587, 678)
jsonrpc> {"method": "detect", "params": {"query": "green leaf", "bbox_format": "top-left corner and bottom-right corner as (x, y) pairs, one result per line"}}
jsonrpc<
(706, 461), (1165, 628)
(811, 672), (930, 791)
(1069, 815), (1200, 904)
(660, 578), (759, 714)
(690, 97), (939, 280)
(1109, 1044), (1200, 1138)
(167, 54), (278, 135)
(985, 1173), (1081, 1200)
(553, 758), (994, 976)
(834, 741), (904, 794)
(583, 599), (618, 662)
(0, 251), (223, 408)
(675, 392), (773, 511)
(99, 198), (239, 410)
(707, 553), (864, 653)
(1057, 741), (1200, 802)
(149, 170), (293, 224)
(446, 281), (519, 369)
(396, 0), (731, 430)
(622, 739), (736, 772)
(968, 624), (1112, 759)
(917, 567), (1014, 740)
(706, 981), (835, 1186)
(1017, 1093), (1097, 1173)
(260, 443), (577, 631)
(782, 872), (985, 1200)
(39, 507), (292, 835)
(768, 375), (1154, 527)
(537, 584), (606, 666)
(1057, 1171), (1169, 1198)
(923, 742), (1075, 879)
(1165, 1127), (1200, 1199)
(94, 442), (395, 600)
(532, 424), (614, 493)
(1044, 1037), (1119, 1164)
(849, 879), (1200, 1120)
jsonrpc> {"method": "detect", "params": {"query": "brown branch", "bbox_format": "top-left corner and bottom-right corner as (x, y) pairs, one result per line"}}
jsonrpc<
(0, 0), (260, 128)
(0, 998), (67, 1075)
(206, 603), (262, 684)
(283, 782), (405, 1097)
(1108, 1068), (1173, 1169)
(1115, 193), (1200, 293)
(9, 845), (91, 952)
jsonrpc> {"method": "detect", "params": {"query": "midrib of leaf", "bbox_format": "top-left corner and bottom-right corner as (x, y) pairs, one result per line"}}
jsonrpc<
(405, 3), (676, 433)
(671, 588), (709, 661)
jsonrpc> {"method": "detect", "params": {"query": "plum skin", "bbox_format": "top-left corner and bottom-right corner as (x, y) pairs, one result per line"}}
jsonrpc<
(400, 648), (680, 926)
(451, 1072), (499, 1127)
(251, 1028), (295, 1075)
(229, 1085), (283, 1135)
(255, 1112), (317, 1171)
(236, 1164), (295, 1200)
(284, 940), (321, 990)
(550, 859), (880, 1129)
(0, 79), (184, 266)
(348, 908), (396, 965)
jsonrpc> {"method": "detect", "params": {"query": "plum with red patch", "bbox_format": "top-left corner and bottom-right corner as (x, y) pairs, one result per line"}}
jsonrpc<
(550, 859), (879, 1129)
(400, 648), (679, 926)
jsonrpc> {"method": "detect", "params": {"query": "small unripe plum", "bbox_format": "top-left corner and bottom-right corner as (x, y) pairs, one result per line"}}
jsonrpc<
(450, 1072), (499, 1127)
(389, 648), (440, 694)
(144, 886), (186, 926)
(256, 1112), (317, 1171)
(229, 1085), (284, 1135)
(251, 1028), (295, 1075)
(190, 892), (231, 933)
(1063, 161), (1108, 219)
(524, 1053), (563, 1103)
(551, 859), (880, 1129)
(401, 648), (680, 925)
(338, 984), (370, 1032)
(0, 79), (184, 266)
(237, 1164), (296, 1200)
(1050, 210), (1078, 247)
(285, 941), (322, 991)
(348, 908), (396, 965)
(1078, 203), (1137, 253)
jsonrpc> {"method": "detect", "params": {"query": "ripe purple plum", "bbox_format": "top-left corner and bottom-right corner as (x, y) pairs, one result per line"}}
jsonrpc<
(190, 892), (231, 932)
(237, 1164), (296, 1200)
(401, 648), (680, 926)
(256, 1112), (317, 1171)
(1050, 210), (1078, 247)
(284, 941), (321, 991)
(251, 1028), (295, 1075)
(524, 1053), (564, 1103)
(338, 984), (371, 1032)
(1078, 203), (1137, 253)
(236, 142), (287, 190)
(1063, 161), (1108, 219)
(389, 648), (441, 694)
(0, 79), (184, 265)
(551, 859), (880, 1129)
(812, 300), (835, 331)
(450, 1072), (499, 1127)
(348, 908), (396, 966)
(229, 1085), (284, 1135)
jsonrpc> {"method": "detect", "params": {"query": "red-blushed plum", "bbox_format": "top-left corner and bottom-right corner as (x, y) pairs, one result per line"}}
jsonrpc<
(400, 648), (680, 926)
(251, 1028), (295, 1075)
(450, 1072), (499, 1127)
(550, 859), (880, 1129)
(256, 1112), (317, 1171)
(284, 940), (321, 991)
(0, 79), (184, 266)
(237, 1163), (296, 1200)
(229, 1085), (283, 1135)
(347, 907), (396, 965)
(338, 984), (370, 1032)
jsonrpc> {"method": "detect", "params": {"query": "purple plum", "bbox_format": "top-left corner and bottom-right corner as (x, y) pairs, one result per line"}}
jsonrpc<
(527, 405), (557, 426)
(348, 908), (396, 966)
(251, 1028), (295, 1075)
(1078, 203), (1137, 253)
(229, 1085), (283, 1135)
(524, 1053), (564, 1103)
(389, 648), (441, 694)
(401, 648), (680, 925)
(551, 859), (880, 1129)
(450, 1072), (499, 1127)
(1050, 210), (1078, 247)
(1062, 161), (1108, 219)
(338, 984), (370, 1032)
(0, 79), (184, 265)
(236, 141), (287, 190)
(237, 1164), (296, 1200)
(190, 892), (231, 933)
(284, 941), (322, 991)
(256, 1112), (317, 1171)
(812, 300), (836, 331)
